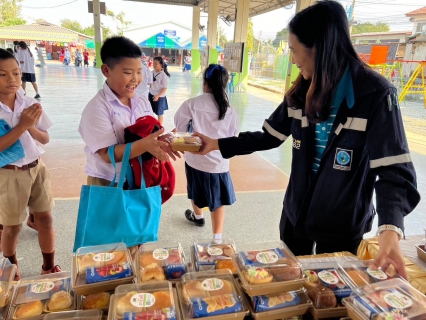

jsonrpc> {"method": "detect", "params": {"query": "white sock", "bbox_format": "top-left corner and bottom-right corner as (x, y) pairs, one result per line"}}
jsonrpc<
(213, 233), (222, 240)
(194, 213), (204, 220)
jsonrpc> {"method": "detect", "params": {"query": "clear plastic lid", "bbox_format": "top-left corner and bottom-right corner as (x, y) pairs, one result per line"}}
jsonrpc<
(303, 261), (352, 309)
(179, 270), (248, 319)
(112, 282), (177, 320)
(0, 259), (17, 308)
(138, 242), (187, 281)
(337, 260), (404, 290)
(75, 243), (130, 274)
(343, 278), (426, 320)
(43, 309), (102, 320)
(235, 241), (302, 286)
(167, 133), (202, 152)
(81, 292), (111, 310)
(193, 239), (236, 266)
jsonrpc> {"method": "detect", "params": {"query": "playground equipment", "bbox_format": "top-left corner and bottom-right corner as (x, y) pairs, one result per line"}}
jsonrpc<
(398, 61), (426, 108)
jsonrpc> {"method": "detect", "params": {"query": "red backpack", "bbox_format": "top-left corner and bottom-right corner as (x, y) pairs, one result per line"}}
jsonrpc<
(124, 116), (175, 204)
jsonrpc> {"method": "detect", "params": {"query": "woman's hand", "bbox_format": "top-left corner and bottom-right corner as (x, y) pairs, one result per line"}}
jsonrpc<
(158, 132), (182, 161)
(192, 132), (219, 155)
(370, 230), (408, 280)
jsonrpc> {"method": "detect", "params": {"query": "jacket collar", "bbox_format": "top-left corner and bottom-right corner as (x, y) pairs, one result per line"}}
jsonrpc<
(347, 56), (377, 99)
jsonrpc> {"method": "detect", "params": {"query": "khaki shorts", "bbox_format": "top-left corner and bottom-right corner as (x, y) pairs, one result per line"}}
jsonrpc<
(0, 159), (55, 226)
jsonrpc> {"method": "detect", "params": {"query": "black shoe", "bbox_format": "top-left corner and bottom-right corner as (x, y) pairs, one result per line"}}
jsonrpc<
(185, 209), (205, 227)
(34, 94), (41, 99)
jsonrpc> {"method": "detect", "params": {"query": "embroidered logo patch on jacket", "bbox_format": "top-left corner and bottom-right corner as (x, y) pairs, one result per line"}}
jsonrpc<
(333, 148), (353, 171)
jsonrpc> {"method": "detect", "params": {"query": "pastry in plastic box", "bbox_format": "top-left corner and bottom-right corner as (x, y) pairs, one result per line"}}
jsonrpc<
(193, 239), (236, 272)
(168, 133), (202, 152)
(178, 270), (248, 319)
(138, 242), (187, 282)
(74, 243), (133, 286)
(343, 278), (426, 320)
(337, 260), (403, 289)
(303, 261), (352, 309)
(43, 309), (102, 320)
(82, 292), (111, 310)
(251, 292), (301, 312)
(9, 271), (74, 319)
(109, 282), (177, 320)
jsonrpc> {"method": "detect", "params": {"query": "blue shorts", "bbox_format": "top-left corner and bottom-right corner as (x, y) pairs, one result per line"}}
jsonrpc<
(185, 163), (236, 212)
(148, 94), (169, 116)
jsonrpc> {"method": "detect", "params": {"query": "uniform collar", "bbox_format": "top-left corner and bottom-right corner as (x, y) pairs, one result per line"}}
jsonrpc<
(333, 65), (354, 109)
(347, 56), (377, 99)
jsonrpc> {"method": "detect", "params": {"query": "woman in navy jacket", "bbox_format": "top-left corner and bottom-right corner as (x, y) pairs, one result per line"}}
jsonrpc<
(195, 0), (420, 279)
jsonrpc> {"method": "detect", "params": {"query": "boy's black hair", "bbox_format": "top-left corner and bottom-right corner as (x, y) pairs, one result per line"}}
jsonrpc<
(101, 36), (141, 69)
(0, 48), (19, 65)
(6, 48), (14, 55)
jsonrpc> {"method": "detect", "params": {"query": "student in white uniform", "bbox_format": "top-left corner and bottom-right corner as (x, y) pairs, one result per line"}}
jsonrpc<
(135, 60), (152, 99)
(148, 56), (170, 125)
(0, 49), (59, 279)
(18, 41), (41, 99)
(174, 64), (239, 242)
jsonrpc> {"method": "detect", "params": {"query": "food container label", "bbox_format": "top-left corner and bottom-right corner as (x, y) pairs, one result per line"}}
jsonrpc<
(130, 293), (156, 308)
(30, 281), (55, 293)
(153, 248), (169, 260)
(256, 251), (279, 264)
(207, 247), (223, 256)
(383, 291), (412, 309)
(318, 270), (339, 284)
(191, 293), (242, 318)
(93, 252), (114, 262)
(201, 278), (224, 291)
(366, 268), (388, 280)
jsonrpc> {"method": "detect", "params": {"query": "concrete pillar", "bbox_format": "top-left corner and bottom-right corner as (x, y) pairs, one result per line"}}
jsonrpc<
(93, 0), (103, 69)
(233, 0), (250, 84)
(192, 6), (201, 73)
(284, 0), (316, 92)
(207, 0), (219, 64)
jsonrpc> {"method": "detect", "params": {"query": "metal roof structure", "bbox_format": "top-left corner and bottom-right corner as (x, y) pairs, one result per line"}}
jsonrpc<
(124, 0), (295, 19)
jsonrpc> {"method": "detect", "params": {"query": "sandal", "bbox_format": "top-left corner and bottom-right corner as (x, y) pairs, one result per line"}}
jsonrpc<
(41, 265), (61, 275)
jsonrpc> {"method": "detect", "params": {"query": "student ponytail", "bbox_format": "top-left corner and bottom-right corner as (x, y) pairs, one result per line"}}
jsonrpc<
(154, 56), (170, 77)
(203, 64), (230, 120)
(18, 41), (32, 57)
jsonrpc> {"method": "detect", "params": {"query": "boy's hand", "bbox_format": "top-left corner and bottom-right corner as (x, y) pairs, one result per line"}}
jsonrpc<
(20, 104), (42, 129)
(158, 132), (182, 161)
(142, 129), (170, 162)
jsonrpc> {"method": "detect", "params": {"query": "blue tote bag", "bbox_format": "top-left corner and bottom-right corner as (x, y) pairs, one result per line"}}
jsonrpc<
(0, 119), (25, 167)
(73, 143), (162, 252)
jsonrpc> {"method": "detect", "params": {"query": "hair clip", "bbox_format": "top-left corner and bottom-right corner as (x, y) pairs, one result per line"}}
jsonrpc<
(206, 64), (224, 79)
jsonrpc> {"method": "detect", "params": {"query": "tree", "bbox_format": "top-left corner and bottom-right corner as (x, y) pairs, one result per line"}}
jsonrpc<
(60, 19), (84, 33)
(352, 22), (390, 34)
(106, 9), (130, 35)
(0, 0), (26, 27)
(272, 27), (288, 47)
(217, 26), (228, 48)
(246, 18), (259, 53)
(35, 18), (47, 23)
(83, 23), (112, 39)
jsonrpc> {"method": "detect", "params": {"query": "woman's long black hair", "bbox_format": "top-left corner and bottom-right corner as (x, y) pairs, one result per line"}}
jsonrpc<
(154, 56), (170, 77)
(203, 64), (230, 120)
(286, 0), (364, 123)
(18, 41), (32, 57)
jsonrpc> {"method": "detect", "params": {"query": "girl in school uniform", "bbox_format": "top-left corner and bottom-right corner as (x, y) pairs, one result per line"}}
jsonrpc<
(149, 56), (170, 125)
(174, 64), (239, 242)
(18, 42), (41, 99)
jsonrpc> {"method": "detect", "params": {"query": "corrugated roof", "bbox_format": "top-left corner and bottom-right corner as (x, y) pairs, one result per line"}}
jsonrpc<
(351, 31), (412, 37)
(0, 22), (93, 42)
(406, 6), (426, 17)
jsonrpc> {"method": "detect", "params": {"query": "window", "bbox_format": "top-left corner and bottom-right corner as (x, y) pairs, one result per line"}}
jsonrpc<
(416, 22), (426, 34)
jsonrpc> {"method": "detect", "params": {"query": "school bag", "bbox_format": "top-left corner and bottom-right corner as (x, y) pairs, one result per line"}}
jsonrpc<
(124, 115), (175, 203)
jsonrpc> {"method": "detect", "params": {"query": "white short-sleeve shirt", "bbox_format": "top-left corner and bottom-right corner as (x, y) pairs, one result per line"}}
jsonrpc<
(19, 49), (35, 74)
(149, 71), (168, 97)
(0, 92), (53, 166)
(135, 64), (153, 98)
(78, 82), (156, 182)
(174, 93), (239, 173)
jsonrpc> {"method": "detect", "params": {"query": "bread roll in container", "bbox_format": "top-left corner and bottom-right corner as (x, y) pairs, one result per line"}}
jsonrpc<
(342, 278), (426, 320)
(7, 271), (74, 320)
(108, 281), (177, 320)
(192, 239), (237, 273)
(73, 243), (135, 296)
(167, 133), (202, 152)
(43, 309), (102, 320)
(176, 269), (249, 320)
(137, 241), (189, 283)
(232, 241), (305, 296)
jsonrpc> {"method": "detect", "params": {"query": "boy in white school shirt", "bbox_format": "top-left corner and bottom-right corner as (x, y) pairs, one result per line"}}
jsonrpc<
(0, 49), (60, 279)
(79, 36), (178, 188)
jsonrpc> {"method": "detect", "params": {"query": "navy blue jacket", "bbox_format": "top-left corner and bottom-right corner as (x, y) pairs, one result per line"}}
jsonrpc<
(218, 61), (420, 242)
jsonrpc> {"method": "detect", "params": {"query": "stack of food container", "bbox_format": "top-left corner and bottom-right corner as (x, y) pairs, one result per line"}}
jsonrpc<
(0, 259), (17, 320)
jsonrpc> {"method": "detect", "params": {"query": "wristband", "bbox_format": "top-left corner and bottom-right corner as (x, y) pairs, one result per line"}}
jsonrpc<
(376, 224), (403, 240)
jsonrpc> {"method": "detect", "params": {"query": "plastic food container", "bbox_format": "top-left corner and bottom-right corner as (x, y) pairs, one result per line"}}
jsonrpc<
(233, 241), (304, 296)
(78, 292), (111, 311)
(303, 261), (350, 319)
(0, 259), (17, 309)
(192, 239), (237, 273)
(167, 133), (202, 152)
(73, 243), (135, 296)
(8, 271), (75, 319)
(108, 281), (177, 320)
(176, 270), (249, 320)
(337, 260), (404, 290)
(137, 242), (189, 283)
(43, 309), (102, 320)
(343, 278), (426, 320)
